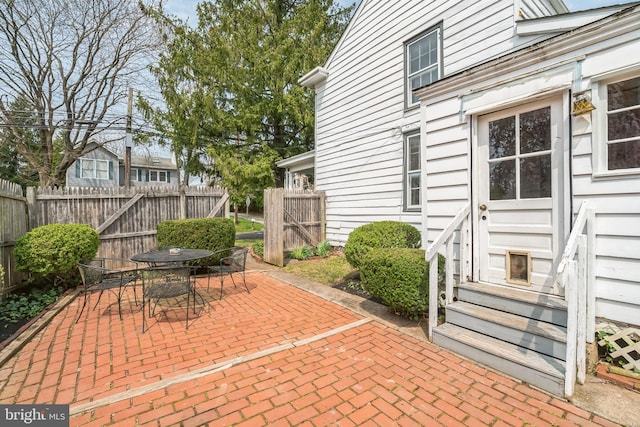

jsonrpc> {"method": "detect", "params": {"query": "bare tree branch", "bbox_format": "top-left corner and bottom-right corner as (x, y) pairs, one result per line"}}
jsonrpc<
(0, 0), (162, 186)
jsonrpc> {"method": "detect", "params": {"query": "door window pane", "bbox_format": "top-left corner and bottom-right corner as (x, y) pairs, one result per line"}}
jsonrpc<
(520, 154), (551, 199)
(490, 160), (515, 200)
(489, 116), (515, 159)
(520, 107), (551, 153)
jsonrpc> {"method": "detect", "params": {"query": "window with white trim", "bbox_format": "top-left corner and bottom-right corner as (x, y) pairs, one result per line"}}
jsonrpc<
(604, 76), (640, 171)
(406, 25), (442, 108)
(130, 168), (139, 182)
(80, 159), (109, 180)
(405, 133), (421, 210)
(149, 170), (168, 183)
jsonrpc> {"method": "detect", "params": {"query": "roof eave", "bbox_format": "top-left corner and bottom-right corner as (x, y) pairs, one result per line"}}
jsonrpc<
(517, 3), (639, 35)
(298, 67), (330, 89)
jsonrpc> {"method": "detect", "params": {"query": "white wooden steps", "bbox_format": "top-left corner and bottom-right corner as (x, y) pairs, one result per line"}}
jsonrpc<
(432, 282), (568, 396)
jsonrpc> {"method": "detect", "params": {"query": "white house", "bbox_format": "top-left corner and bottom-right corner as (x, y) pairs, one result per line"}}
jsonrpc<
(300, 0), (640, 397)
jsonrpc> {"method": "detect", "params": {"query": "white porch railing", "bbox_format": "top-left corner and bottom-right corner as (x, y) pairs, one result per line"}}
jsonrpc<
(426, 203), (471, 340)
(555, 200), (595, 397)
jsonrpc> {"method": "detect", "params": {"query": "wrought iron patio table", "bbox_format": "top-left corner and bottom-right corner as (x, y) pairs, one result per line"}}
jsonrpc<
(131, 248), (214, 265)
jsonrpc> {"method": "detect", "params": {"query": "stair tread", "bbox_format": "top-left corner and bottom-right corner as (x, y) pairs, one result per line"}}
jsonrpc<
(458, 282), (567, 309)
(449, 301), (567, 342)
(434, 323), (565, 378)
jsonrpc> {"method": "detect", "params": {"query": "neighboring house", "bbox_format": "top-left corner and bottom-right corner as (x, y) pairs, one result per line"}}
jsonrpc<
(125, 155), (179, 187)
(66, 144), (179, 187)
(299, 0), (640, 397)
(276, 150), (315, 190)
(66, 143), (120, 188)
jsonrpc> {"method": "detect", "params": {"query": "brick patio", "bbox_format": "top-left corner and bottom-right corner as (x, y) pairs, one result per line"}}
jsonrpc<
(0, 269), (625, 426)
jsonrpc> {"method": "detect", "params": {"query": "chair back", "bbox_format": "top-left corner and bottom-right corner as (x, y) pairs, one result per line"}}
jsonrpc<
(77, 259), (107, 287)
(228, 247), (249, 272)
(141, 265), (193, 299)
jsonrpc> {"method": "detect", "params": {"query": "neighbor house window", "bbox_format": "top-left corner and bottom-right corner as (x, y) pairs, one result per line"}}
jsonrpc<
(130, 168), (139, 182)
(405, 132), (421, 210)
(149, 170), (168, 183)
(80, 159), (109, 180)
(406, 25), (442, 108)
(605, 76), (640, 170)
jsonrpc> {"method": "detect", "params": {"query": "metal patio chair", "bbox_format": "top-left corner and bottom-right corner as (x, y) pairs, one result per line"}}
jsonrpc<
(76, 258), (139, 322)
(140, 265), (201, 332)
(206, 246), (250, 299)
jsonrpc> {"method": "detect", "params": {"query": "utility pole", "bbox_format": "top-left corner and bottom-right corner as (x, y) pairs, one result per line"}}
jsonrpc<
(125, 87), (133, 188)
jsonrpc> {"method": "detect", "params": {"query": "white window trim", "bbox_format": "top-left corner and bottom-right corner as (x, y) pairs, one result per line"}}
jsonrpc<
(405, 24), (442, 109)
(130, 168), (139, 182)
(149, 169), (168, 183)
(592, 69), (640, 178)
(80, 158), (109, 180)
(404, 132), (421, 211)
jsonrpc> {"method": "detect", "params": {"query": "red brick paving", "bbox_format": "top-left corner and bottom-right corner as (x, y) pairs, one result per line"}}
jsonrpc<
(0, 271), (622, 426)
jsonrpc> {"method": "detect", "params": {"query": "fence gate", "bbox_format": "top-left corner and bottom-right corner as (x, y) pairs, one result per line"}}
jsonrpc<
(263, 188), (326, 266)
(0, 180), (28, 296)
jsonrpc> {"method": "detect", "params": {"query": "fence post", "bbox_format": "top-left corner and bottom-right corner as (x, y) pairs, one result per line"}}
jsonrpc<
(263, 188), (284, 266)
(26, 187), (37, 230)
(319, 192), (326, 243)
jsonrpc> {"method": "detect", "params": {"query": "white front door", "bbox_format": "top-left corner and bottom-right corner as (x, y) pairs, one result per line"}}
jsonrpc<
(476, 97), (564, 295)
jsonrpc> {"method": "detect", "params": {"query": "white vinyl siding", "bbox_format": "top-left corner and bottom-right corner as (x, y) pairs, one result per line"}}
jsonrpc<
(313, 0), (556, 246)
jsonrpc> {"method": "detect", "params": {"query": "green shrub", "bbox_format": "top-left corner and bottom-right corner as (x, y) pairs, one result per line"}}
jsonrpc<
(252, 240), (264, 258)
(157, 218), (236, 267)
(360, 248), (432, 319)
(288, 246), (314, 260)
(14, 223), (99, 284)
(315, 241), (331, 257)
(344, 221), (421, 269)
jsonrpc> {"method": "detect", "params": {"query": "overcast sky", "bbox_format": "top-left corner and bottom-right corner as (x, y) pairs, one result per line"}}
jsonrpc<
(164, 0), (631, 23)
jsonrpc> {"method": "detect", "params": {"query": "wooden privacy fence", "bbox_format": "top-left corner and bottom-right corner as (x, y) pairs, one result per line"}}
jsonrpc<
(263, 188), (326, 266)
(0, 183), (229, 293)
(0, 180), (28, 296)
(27, 186), (229, 261)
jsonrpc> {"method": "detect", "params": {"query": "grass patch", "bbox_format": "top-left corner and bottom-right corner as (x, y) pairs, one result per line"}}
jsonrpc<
(234, 239), (262, 248)
(234, 217), (263, 233)
(282, 254), (356, 285)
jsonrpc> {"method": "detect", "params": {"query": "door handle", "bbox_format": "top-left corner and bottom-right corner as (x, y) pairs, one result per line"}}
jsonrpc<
(479, 204), (487, 211)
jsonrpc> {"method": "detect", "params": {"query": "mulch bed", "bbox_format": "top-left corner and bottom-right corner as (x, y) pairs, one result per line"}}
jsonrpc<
(0, 316), (36, 350)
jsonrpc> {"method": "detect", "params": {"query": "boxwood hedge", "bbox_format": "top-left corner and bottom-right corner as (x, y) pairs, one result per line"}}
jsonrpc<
(343, 221), (421, 269)
(14, 223), (99, 285)
(360, 248), (428, 318)
(156, 218), (236, 266)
